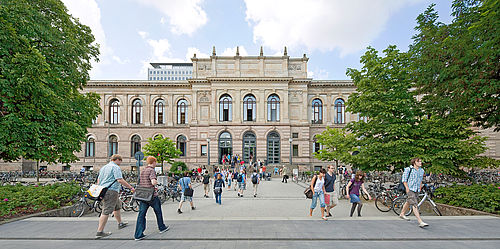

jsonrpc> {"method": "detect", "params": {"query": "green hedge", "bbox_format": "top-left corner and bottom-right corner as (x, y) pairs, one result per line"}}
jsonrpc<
(434, 183), (500, 214)
(0, 182), (80, 219)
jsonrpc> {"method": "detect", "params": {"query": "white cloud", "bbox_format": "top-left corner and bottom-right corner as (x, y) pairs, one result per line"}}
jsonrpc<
(244, 0), (423, 56)
(136, 0), (208, 35)
(221, 46), (249, 56)
(186, 47), (210, 61)
(138, 31), (149, 39)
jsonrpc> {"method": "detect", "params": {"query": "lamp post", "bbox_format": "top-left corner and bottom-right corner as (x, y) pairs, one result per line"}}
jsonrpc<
(105, 120), (110, 162)
(289, 137), (293, 166)
(207, 138), (211, 167)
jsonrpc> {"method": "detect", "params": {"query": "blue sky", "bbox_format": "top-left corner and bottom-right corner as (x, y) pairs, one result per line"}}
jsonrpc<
(62, 0), (453, 80)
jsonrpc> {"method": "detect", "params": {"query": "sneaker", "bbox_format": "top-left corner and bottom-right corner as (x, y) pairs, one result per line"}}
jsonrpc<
(159, 226), (170, 234)
(237, 193), (240, 197)
(240, 195), (243, 197)
(191, 206), (196, 210)
(177, 209), (182, 214)
(254, 194), (256, 197)
(135, 235), (147, 241)
(399, 215), (410, 221)
(419, 222), (429, 228)
(95, 231), (112, 239)
(118, 222), (128, 229)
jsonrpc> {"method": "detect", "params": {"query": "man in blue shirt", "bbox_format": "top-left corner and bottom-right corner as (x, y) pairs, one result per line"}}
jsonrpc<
(400, 157), (428, 228)
(177, 171), (195, 214)
(95, 154), (135, 239)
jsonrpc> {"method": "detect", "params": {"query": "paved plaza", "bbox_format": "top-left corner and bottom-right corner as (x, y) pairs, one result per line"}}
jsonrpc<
(0, 179), (499, 248)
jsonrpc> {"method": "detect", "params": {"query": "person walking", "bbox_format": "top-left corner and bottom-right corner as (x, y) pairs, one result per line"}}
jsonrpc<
(214, 173), (225, 205)
(202, 170), (210, 198)
(345, 171), (371, 217)
(309, 168), (328, 220)
(399, 158), (429, 228)
(227, 169), (232, 190)
(324, 165), (338, 218)
(177, 172), (195, 214)
(95, 154), (135, 239)
(282, 166), (288, 183)
(134, 156), (169, 241)
(251, 169), (260, 197)
(237, 169), (246, 197)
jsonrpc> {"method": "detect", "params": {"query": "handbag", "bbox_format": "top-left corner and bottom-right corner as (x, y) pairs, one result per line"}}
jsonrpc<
(397, 167), (413, 193)
(214, 187), (222, 195)
(181, 178), (194, 197)
(133, 173), (155, 202)
(304, 176), (317, 199)
(324, 193), (331, 204)
(86, 179), (117, 201)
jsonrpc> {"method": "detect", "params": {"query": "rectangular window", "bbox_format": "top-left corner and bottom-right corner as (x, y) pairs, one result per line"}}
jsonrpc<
(201, 145), (207, 156)
(293, 144), (299, 157)
(314, 142), (321, 153)
(292, 133), (299, 138)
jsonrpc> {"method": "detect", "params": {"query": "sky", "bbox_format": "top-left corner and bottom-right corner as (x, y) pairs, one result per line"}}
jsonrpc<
(61, 0), (453, 81)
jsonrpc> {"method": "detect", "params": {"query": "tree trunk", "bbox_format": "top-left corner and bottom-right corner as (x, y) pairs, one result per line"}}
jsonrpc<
(36, 160), (39, 183)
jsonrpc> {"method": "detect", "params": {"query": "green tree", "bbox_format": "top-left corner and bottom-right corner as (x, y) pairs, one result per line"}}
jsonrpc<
(346, 46), (489, 174)
(0, 0), (101, 176)
(410, 1), (500, 131)
(142, 135), (181, 174)
(314, 127), (356, 169)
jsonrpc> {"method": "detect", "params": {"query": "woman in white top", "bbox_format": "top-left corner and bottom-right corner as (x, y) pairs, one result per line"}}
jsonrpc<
(309, 168), (328, 220)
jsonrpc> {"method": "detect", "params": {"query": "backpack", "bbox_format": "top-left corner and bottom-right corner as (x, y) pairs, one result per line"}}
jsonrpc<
(203, 174), (210, 184)
(237, 173), (243, 182)
(252, 174), (258, 184)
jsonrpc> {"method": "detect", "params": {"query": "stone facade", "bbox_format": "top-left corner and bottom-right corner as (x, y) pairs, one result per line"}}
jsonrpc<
(1, 49), (498, 172)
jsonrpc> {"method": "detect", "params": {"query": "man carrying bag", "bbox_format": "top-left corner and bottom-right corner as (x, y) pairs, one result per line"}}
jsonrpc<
(134, 156), (169, 241)
(177, 172), (195, 214)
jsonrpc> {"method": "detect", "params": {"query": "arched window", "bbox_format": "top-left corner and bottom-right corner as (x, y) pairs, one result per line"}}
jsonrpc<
(177, 99), (188, 124)
(243, 94), (256, 121)
(132, 99), (142, 124)
(177, 135), (187, 157)
(267, 132), (280, 164)
(85, 136), (95, 157)
(130, 135), (141, 157)
(334, 98), (345, 124)
(154, 99), (165, 124)
(219, 94), (232, 122)
(267, 94), (280, 122)
(108, 135), (118, 157)
(109, 99), (120, 124)
(242, 132), (256, 163)
(312, 98), (323, 124)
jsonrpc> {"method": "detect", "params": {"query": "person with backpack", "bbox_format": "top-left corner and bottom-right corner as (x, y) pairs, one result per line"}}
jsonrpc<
(399, 158), (428, 228)
(213, 173), (225, 205)
(237, 169), (246, 197)
(345, 171), (371, 217)
(251, 169), (260, 197)
(202, 170), (210, 198)
(134, 156), (169, 241)
(177, 172), (195, 214)
(309, 168), (328, 221)
(232, 170), (239, 191)
(95, 154), (135, 239)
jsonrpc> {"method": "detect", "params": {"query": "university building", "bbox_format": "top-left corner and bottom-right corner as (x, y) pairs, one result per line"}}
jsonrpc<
(1, 47), (498, 172)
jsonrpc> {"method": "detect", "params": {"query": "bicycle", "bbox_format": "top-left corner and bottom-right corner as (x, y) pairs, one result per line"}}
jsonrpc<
(71, 186), (103, 217)
(392, 183), (442, 216)
(374, 184), (402, 212)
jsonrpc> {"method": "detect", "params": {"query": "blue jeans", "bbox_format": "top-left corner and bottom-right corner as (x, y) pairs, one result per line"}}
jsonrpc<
(134, 196), (167, 239)
(310, 190), (326, 209)
(215, 193), (221, 204)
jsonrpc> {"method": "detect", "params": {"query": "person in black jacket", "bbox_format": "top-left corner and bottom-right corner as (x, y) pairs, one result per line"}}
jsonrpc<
(214, 173), (225, 205)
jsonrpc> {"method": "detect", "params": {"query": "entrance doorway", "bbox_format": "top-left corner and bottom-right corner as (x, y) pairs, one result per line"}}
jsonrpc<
(243, 132), (256, 164)
(218, 132), (232, 164)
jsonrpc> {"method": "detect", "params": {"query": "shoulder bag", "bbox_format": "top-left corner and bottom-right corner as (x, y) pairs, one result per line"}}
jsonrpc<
(182, 178), (194, 197)
(86, 179), (117, 201)
(133, 171), (155, 202)
(304, 176), (317, 199)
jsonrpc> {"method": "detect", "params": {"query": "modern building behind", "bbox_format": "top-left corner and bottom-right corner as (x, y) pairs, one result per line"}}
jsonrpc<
(0, 47), (498, 172)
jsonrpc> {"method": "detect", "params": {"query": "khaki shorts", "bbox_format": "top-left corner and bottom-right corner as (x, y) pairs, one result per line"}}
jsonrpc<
(406, 191), (419, 206)
(204, 184), (209, 192)
(102, 190), (121, 215)
(326, 191), (339, 206)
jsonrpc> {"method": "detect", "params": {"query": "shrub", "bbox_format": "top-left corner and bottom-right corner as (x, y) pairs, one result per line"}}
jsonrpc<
(170, 162), (188, 173)
(0, 182), (80, 220)
(434, 183), (500, 214)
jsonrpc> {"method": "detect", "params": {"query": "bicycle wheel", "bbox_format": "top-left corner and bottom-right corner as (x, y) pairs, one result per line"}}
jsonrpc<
(71, 202), (85, 217)
(131, 199), (140, 212)
(375, 195), (392, 212)
(431, 202), (442, 216)
(392, 196), (412, 216)
(95, 201), (103, 214)
(121, 196), (132, 212)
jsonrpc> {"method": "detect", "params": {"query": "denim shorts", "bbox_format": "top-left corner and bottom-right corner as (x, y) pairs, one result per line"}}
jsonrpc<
(349, 194), (361, 203)
(181, 193), (192, 202)
(238, 182), (246, 190)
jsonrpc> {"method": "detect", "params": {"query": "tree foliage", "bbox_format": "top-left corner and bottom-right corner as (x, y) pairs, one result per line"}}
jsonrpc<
(344, 46), (489, 175)
(314, 127), (356, 168)
(142, 135), (181, 173)
(410, 0), (500, 131)
(0, 0), (100, 164)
